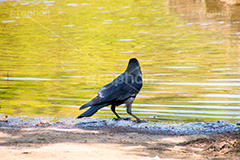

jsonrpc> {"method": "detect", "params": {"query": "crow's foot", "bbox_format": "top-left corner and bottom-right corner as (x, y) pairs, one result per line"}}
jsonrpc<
(113, 118), (131, 121)
(133, 119), (149, 123)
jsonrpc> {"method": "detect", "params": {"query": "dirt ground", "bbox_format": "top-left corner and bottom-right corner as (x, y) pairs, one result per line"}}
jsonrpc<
(0, 127), (240, 160)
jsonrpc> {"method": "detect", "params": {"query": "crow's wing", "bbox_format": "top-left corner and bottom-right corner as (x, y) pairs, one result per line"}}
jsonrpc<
(80, 72), (141, 110)
(98, 73), (140, 101)
(98, 83), (132, 102)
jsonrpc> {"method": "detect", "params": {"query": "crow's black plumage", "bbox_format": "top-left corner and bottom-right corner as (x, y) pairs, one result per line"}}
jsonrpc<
(77, 58), (142, 122)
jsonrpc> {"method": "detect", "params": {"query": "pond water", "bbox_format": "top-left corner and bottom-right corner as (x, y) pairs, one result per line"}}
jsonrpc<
(0, 0), (240, 123)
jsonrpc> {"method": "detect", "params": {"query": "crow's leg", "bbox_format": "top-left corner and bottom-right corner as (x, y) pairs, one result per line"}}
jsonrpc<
(111, 104), (121, 119)
(125, 97), (141, 122)
(126, 104), (140, 122)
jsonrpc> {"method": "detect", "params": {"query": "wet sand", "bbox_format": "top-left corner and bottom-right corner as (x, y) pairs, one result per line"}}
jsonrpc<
(1, 127), (240, 160)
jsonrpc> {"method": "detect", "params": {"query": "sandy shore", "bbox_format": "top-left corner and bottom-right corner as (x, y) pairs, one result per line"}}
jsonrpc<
(1, 127), (240, 160)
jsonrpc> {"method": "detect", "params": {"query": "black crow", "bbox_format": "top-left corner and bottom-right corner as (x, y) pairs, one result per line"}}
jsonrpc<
(77, 58), (142, 122)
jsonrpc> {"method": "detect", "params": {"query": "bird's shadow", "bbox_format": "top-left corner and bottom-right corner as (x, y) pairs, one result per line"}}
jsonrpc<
(77, 118), (149, 125)
(112, 118), (149, 123)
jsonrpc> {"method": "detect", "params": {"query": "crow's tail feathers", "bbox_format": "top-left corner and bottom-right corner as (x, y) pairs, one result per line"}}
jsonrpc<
(77, 104), (106, 119)
(79, 96), (103, 110)
(79, 103), (90, 110)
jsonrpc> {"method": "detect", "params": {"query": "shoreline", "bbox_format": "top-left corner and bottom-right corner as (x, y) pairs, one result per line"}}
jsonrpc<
(0, 117), (239, 135)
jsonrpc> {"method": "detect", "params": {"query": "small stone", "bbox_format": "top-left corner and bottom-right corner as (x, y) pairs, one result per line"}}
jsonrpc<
(217, 120), (224, 124)
(22, 151), (31, 154)
(109, 133), (114, 136)
(194, 122), (204, 126)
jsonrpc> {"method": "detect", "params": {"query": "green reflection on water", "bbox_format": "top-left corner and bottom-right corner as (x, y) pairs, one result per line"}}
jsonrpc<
(0, 0), (240, 122)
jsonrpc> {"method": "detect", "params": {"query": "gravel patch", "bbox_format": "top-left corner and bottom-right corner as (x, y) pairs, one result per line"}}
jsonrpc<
(0, 117), (239, 135)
